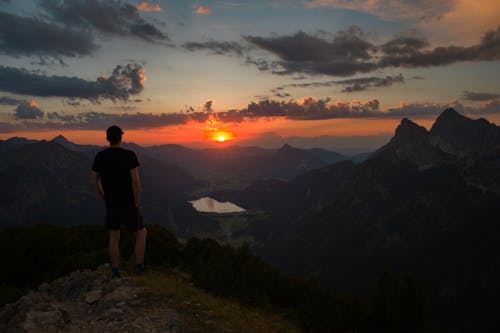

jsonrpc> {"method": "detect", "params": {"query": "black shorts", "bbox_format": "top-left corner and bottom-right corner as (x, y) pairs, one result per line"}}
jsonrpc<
(105, 205), (144, 230)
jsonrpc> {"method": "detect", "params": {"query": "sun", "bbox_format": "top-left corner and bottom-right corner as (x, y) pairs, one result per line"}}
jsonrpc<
(205, 129), (235, 143)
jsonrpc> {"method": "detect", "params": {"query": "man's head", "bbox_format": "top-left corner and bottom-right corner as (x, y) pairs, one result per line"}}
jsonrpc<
(106, 125), (123, 145)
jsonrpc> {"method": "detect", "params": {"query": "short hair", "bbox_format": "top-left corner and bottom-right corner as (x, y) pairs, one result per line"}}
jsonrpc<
(106, 125), (123, 145)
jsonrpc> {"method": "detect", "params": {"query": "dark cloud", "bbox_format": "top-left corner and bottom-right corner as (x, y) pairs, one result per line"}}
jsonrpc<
(245, 26), (373, 62)
(380, 36), (429, 55)
(46, 111), (77, 121)
(462, 91), (500, 101)
(338, 74), (405, 92)
(19, 110), (209, 131)
(217, 97), (381, 121)
(274, 92), (291, 98)
(0, 96), (22, 105)
(0, 11), (97, 58)
(271, 74), (405, 95)
(39, 0), (168, 43)
(245, 57), (277, 72)
(203, 100), (214, 112)
(379, 27), (500, 68)
(242, 26), (500, 76)
(14, 101), (44, 119)
(0, 63), (146, 102)
(244, 26), (376, 76)
(182, 40), (245, 56)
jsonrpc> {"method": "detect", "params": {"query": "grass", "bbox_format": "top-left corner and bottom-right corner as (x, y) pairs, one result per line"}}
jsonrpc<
(135, 269), (302, 333)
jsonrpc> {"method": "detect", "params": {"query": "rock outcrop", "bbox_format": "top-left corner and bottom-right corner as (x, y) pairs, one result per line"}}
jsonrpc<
(430, 108), (500, 156)
(0, 265), (182, 333)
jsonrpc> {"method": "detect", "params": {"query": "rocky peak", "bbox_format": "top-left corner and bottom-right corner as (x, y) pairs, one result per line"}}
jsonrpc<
(373, 117), (448, 169)
(5, 136), (37, 146)
(392, 118), (429, 145)
(277, 143), (295, 153)
(430, 108), (500, 156)
(51, 135), (71, 144)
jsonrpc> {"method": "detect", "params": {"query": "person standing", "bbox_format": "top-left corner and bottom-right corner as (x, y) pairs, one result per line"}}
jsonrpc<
(91, 125), (147, 278)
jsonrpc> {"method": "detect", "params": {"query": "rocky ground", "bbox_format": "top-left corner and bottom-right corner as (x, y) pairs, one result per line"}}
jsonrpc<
(0, 265), (182, 333)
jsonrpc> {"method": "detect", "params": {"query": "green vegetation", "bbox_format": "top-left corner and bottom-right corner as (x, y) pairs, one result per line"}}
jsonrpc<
(0, 224), (432, 332)
(138, 271), (300, 333)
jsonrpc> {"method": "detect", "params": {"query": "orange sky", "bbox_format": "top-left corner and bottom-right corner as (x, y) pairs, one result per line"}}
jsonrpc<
(0, 116), (436, 146)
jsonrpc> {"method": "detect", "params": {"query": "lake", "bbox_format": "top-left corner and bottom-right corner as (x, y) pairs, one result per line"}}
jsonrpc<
(189, 197), (246, 213)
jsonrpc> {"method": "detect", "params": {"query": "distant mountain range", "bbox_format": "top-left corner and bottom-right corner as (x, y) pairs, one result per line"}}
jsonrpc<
(212, 108), (500, 331)
(0, 133), (358, 233)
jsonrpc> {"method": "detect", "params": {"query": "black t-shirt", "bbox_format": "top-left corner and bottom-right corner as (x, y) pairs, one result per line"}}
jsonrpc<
(92, 147), (139, 208)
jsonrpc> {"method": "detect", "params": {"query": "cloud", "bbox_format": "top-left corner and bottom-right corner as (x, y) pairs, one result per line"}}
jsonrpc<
(14, 101), (44, 119)
(305, 0), (458, 21)
(182, 40), (245, 56)
(14, 110), (210, 131)
(0, 63), (146, 102)
(193, 5), (213, 14)
(462, 91), (500, 101)
(378, 27), (500, 68)
(3, 96), (500, 133)
(203, 100), (214, 112)
(385, 99), (500, 117)
(46, 111), (77, 121)
(271, 74), (405, 95)
(386, 102), (450, 117)
(39, 0), (168, 43)
(274, 92), (291, 98)
(245, 57), (279, 72)
(244, 27), (376, 76)
(0, 96), (22, 105)
(0, 11), (98, 58)
(135, 1), (161, 12)
(244, 26), (500, 76)
(216, 97), (381, 121)
(337, 74), (404, 92)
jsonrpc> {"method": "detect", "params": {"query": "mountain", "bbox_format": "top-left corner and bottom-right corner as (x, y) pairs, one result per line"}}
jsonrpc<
(214, 109), (500, 331)
(373, 118), (452, 170)
(0, 140), (99, 227)
(3, 136), (38, 146)
(430, 108), (500, 156)
(145, 143), (348, 190)
(51, 135), (100, 154)
(306, 147), (348, 164)
(0, 139), (212, 236)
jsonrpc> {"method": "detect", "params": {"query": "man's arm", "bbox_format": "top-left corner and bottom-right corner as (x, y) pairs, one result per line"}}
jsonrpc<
(91, 171), (105, 202)
(130, 167), (141, 208)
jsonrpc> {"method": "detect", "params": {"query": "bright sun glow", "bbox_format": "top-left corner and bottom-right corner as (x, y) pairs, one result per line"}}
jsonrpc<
(205, 129), (235, 143)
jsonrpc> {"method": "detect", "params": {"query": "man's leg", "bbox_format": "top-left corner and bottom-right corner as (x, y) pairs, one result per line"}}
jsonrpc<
(135, 227), (147, 266)
(109, 229), (120, 269)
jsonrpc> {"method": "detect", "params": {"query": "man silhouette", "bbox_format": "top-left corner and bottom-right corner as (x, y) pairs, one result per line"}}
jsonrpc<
(91, 125), (147, 278)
